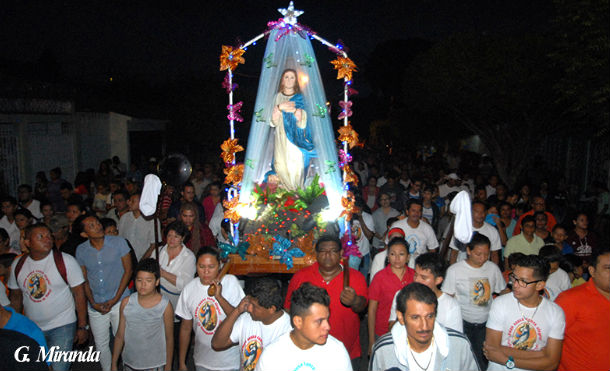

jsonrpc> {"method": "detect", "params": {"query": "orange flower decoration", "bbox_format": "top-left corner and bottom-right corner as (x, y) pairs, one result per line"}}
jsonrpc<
(247, 234), (273, 258)
(219, 45), (246, 71)
(330, 56), (357, 81)
(223, 198), (241, 224)
(343, 164), (359, 186)
(338, 124), (360, 149)
(220, 138), (244, 164)
(224, 164), (244, 185)
(296, 231), (315, 255)
(340, 191), (360, 221)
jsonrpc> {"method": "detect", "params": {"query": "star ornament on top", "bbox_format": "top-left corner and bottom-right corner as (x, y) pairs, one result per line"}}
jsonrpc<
(278, 1), (304, 25)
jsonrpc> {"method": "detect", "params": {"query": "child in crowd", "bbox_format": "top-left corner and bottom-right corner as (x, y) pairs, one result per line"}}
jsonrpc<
(112, 258), (174, 371)
(442, 232), (508, 369)
(175, 246), (245, 371)
(93, 183), (112, 218)
(503, 252), (526, 287)
(539, 245), (572, 300)
(560, 254), (586, 287)
(100, 218), (119, 236)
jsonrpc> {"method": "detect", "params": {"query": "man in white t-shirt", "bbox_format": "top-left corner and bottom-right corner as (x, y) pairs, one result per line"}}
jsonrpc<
(212, 278), (292, 371)
(438, 173), (463, 198)
(255, 283), (352, 371)
(389, 252), (463, 332)
(370, 283), (479, 371)
(538, 245), (571, 300)
(118, 193), (159, 260)
(8, 223), (88, 371)
(389, 199), (439, 268)
(485, 254), (565, 371)
(450, 200), (502, 266)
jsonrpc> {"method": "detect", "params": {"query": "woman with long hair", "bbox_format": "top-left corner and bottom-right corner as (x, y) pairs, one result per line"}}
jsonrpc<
(179, 202), (215, 253)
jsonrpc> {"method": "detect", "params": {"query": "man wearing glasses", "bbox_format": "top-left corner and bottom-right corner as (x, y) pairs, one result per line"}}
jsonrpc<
(484, 255), (565, 371)
(284, 235), (368, 370)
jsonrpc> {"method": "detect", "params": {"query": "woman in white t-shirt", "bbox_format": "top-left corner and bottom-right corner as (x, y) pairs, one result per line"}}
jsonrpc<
(175, 246), (244, 371)
(442, 232), (508, 369)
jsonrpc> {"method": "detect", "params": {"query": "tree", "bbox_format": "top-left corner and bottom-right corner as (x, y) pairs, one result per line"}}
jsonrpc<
(404, 33), (563, 188)
(551, 0), (609, 137)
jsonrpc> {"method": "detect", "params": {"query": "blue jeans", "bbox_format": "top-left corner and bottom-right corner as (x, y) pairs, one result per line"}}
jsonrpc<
(348, 253), (371, 278)
(43, 321), (76, 371)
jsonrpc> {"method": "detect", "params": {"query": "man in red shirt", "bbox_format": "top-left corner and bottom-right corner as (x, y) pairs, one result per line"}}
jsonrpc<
(513, 196), (557, 235)
(285, 235), (368, 366)
(556, 247), (610, 371)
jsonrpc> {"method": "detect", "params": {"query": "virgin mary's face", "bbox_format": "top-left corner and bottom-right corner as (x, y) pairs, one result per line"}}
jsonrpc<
(282, 71), (297, 91)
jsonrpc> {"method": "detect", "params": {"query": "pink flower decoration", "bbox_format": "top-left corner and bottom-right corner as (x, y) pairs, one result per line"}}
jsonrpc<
(338, 100), (353, 120)
(341, 232), (361, 258)
(227, 101), (244, 122)
(222, 72), (238, 93)
(338, 149), (352, 168)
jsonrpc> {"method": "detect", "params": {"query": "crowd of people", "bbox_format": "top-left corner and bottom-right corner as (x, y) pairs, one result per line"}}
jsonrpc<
(0, 149), (609, 371)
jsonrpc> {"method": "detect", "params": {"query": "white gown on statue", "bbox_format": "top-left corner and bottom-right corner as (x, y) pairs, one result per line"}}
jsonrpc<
(270, 92), (308, 191)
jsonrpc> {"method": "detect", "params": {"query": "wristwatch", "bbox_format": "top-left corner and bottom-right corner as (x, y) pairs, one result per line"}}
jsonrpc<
(78, 325), (90, 331)
(505, 356), (515, 369)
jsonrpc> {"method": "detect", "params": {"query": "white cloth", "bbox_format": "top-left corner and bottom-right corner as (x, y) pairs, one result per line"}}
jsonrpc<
(387, 218), (439, 268)
(8, 252), (84, 331)
(25, 199), (43, 220)
(390, 321), (448, 371)
(389, 292), (463, 332)
(450, 190), (473, 244)
(139, 174), (162, 217)
(441, 260), (506, 324)
(487, 293), (565, 371)
(255, 332), (352, 371)
(0, 215), (20, 251)
(229, 311), (292, 371)
(210, 202), (228, 243)
(486, 184), (497, 197)
(118, 211), (158, 260)
(352, 212), (375, 256)
(0, 280), (10, 306)
(450, 222), (502, 262)
(439, 184), (463, 198)
(370, 250), (387, 283)
(151, 244), (196, 316)
(175, 275), (245, 370)
(544, 268), (571, 301)
(270, 92), (308, 191)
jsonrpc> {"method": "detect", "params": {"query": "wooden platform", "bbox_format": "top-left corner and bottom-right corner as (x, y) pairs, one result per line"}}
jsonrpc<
(227, 254), (314, 275)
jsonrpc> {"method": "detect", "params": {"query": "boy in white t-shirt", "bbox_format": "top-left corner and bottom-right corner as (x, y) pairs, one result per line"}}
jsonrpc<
(175, 246), (245, 371)
(442, 232), (508, 369)
(538, 245), (571, 300)
(212, 278), (292, 371)
(255, 282), (352, 371)
(389, 252), (463, 332)
(484, 254), (565, 371)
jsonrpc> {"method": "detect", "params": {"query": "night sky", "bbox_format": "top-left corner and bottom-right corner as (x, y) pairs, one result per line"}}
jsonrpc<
(1, 0), (553, 83)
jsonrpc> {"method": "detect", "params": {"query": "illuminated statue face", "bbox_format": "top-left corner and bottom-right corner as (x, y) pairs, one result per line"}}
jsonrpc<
(281, 70), (297, 91)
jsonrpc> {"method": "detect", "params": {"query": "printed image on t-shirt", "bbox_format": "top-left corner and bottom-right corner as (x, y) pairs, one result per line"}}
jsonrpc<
(509, 320), (539, 350)
(197, 297), (220, 334)
(241, 335), (262, 371)
(471, 277), (491, 306)
(25, 271), (51, 302)
(405, 233), (420, 254)
(351, 223), (362, 240)
(292, 362), (315, 371)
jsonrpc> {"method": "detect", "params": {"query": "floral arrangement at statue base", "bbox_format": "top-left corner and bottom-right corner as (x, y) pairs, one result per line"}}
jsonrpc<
(227, 174), (331, 269)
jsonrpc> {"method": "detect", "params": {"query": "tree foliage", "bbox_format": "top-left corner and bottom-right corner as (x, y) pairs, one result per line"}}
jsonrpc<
(551, 0), (609, 135)
(404, 33), (563, 188)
